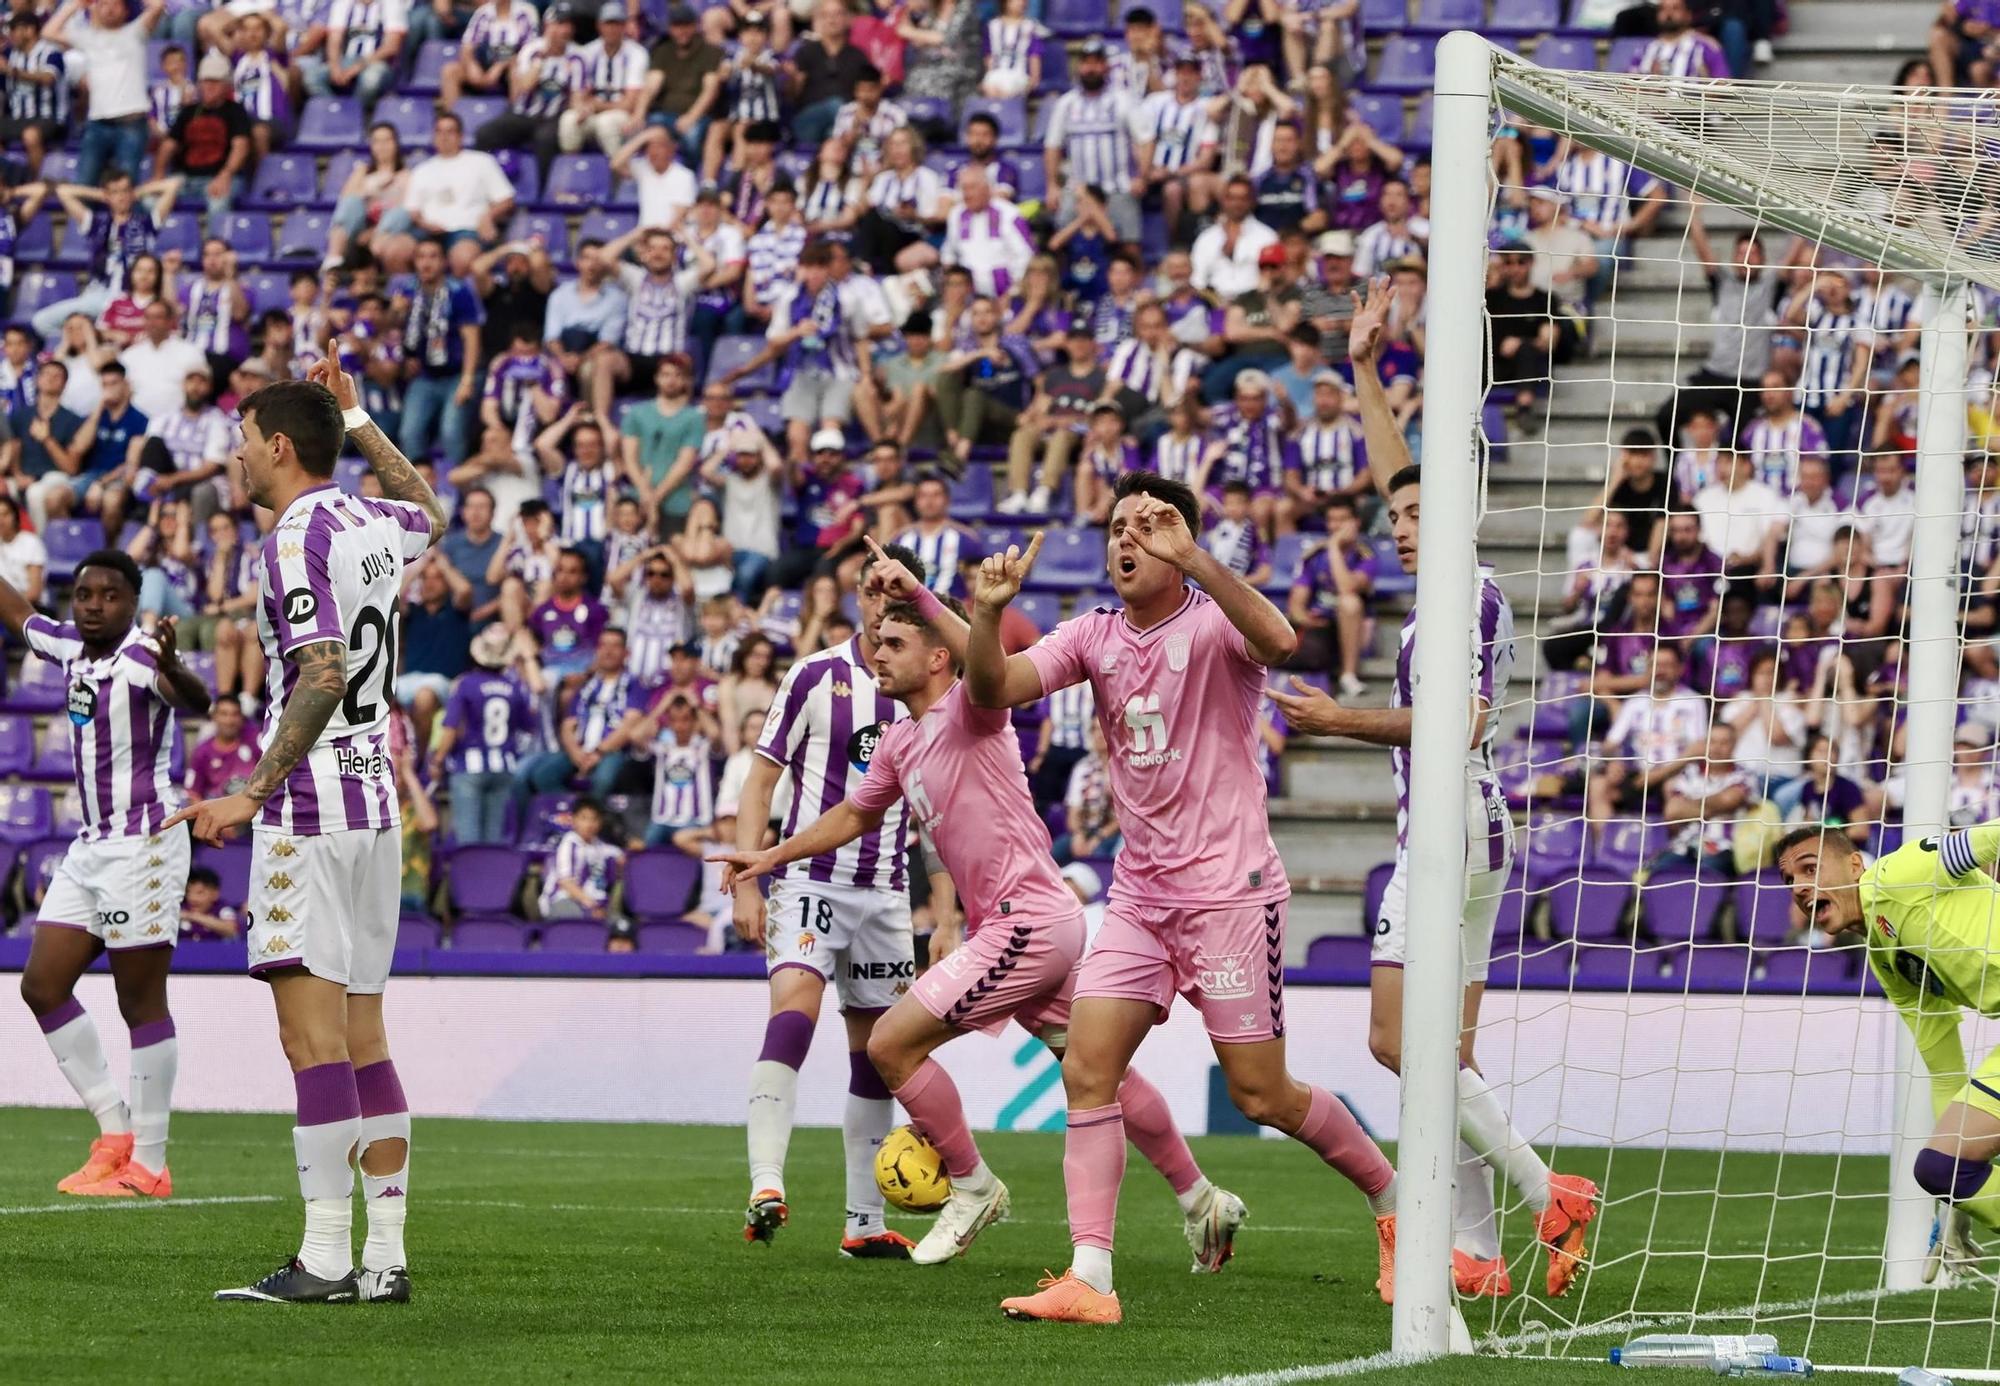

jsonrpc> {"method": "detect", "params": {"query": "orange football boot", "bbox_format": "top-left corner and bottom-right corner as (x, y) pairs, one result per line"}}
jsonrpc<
(838, 1230), (915, 1259)
(1452, 1249), (1511, 1298)
(1000, 1270), (1123, 1324)
(1538, 1172), (1599, 1297)
(1374, 1215), (1397, 1303)
(73, 1161), (171, 1199)
(57, 1132), (133, 1194)
(743, 1190), (788, 1244)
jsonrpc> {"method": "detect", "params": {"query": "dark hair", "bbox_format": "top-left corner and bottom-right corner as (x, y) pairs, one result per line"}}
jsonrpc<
(509, 321), (539, 343)
(799, 240), (837, 269)
(519, 498), (550, 521)
(1221, 480), (1252, 498)
(745, 120), (782, 144)
(1225, 174), (1254, 195)
(238, 380), (345, 476)
(38, 358), (67, 385)
(871, 438), (905, 459)
(1125, 4), (1156, 21)
(212, 691), (242, 710)
(367, 121), (406, 171)
(1113, 471), (1201, 537)
(855, 61), (882, 83)
(187, 866), (221, 889)
(767, 177), (797, 198)
(966, 112), (999, 134)
(0, 495), (19, 521)
(556, 546), (590, 571)
(1772, 824), (1841, 867)
(102, 168), (135, 190)
(1619, 426), (1660, 451)
(913, 470), (948, 491)
(1387, 463), (1421, 495)
(459, 484), (494, 511)
(1287, 323), (1321, 347)
(576, 236), (606, 257)
(862, 540), (928, 589)
(729, 633), (774, 676)
(434, 110), (463, 135)
(572, 796), (608, 821)
(1324, 495), (1358, 516)
(75, 549), (143, 595)
(98, 360), (124, 378)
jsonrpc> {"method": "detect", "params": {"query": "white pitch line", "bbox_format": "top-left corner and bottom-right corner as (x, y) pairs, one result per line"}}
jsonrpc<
(1814, 1368), (2000, 1381)
(0, 1194), (281, 1216)
(1168, 1286), (1934, 1386)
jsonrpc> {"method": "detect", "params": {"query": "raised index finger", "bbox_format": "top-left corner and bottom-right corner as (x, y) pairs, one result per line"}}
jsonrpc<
(1017, 530), (1045, 573)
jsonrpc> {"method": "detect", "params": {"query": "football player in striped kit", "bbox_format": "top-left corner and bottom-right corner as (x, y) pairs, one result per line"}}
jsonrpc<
(12, 550), (211, 1199)
(733, 541), (930, 1256)
(172, 352), (446, 1306)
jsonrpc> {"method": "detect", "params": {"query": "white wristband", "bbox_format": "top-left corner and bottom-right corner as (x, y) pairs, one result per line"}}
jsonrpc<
(341, 406), (371, 431)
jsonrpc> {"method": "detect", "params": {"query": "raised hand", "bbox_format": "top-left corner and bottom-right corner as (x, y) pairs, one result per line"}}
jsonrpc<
(861, 534), (923, 602)
(1264, 675), (1344, 736)
(162, 793), (259, 847)
(153, 615), (182, 671)
(971, 531), (1044, 613)
(1126, 496), (1198, 571)
(709, 848), (781, 896)
(307, 337), (360, 412)
(1347, 275), (1393, 364)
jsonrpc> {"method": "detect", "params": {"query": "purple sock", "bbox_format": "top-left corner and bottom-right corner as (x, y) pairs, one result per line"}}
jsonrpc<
(37, 996), (84, 1033)
(355, 1060), (408, 1118)
(294, 1061), (361, 1127)
(758, 1010), (815, 1070)
(849, 1049), (891, 1102)
(129, 1017), (176, 1049)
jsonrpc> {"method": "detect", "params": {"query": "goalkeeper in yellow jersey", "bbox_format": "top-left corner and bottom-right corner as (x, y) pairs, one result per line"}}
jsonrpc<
(1777, 821), (2000, 1265)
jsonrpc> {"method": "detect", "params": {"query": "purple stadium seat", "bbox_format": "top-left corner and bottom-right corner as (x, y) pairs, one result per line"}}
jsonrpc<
(1492, 0), (1562, 29)
(1303, 934), (1371, 981)
(450, 918), (531, 951)
(0, 785), (54, 845)
(26, 723), (69, 781)
(1361, 860), (1396, 929)
(625, 849), (701, 923)
(295, 96), (366, 152)
(1373, 37), (1436, 93)
(1521, 812), (1586, 888)
(1488, 938), (1572, 990)
(948, 467), (993, 519)
(1591, 819), (1663, 876)
(408, 39), (458, 93)
(5, 656), (65, 713)
(1490, 865), (1531, 938)
(707, 334), (773, 391)
(1566, 0), (1611, 23)
(740, 394), (783, 438)
(447, 845), (529, 915)
(1267, 532), (1311, 592)
(1572, 939), (1644, 991)
(545, 154), (613, 208)
(539, 920), (609, 952)
(638, 921), (706, 952)
(13, 214), (54, 266)
(321, 149), (364, 201)
(194, 842), (253, 909)
(276, 210), (336, 263)
(1754, 945), (1861, 997)
(1408, 94), (1434, 147)
(1028, 528), (1106, 590)
(1529, 32), (1597, 68)
(247, 154), (320, 210)
(11, 271), (73, 325)
(576, 209), (635, 249)
(1013, 158), (1048, 204)
(1605, 35), (1648, 70)
(154, 211), (203, 261)
(1544, 867), (1630, 940)
(41, 151), (78, 185)
(378, 96), (437, 149)
(52, 217), (92, 269)
(397, 917), (442, 950)
(1638, 868), (1728, 945)
(24, 835), (66, 903)
(506, 211), (571, 266)
(1370, 537), (1413, 594)
(241, 270), (292, 316)
(1015, 591), (1059, 633)
(0, 714), (31, 777)
(1037, 40), (1070, 94)
(1044, 0), (1107, 35)
(961, 97), (1028, 148)
(1735, 870), (1800, 947)
(454, 95), (508, 134)
(1363, 0), (1408, 23)
(1412, 0), (1482, 29)
(1683, 944), (1753, 993)
(218, 212), (274, 262)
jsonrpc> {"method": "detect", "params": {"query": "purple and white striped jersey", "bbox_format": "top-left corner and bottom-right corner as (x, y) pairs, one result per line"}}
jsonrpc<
(511, 38), (586, 119)
(8, 40), (67, 124)
(483, 349), (566, 427)
(441, 669), (534, 774)
(1629, 29), (1728, 77)
(650, 728), (715, 827)
(83, 209), (159, 297)
(1801, 301), (1866, 408)
(576, 35), (646, 101)
(1291, 415), (1365, 493)
(746, 219), (807, 307)
(940, 202), (1035, 298)
(613, 261), (700, 358)
(1154, 431), (1204, 485)
(1105, 337), (1201, 406)
(1205, 403), (1290, 493)
(892, 521), (983, 597)
(834, 99), (910, 170)
(754, 635), (910, 892)
(330, 0), (410, 64)
(1042, 678), (1093, 751)
(1134, 90), (1215, 172)
(21, 617), (182, 842)
(984, 16), (1040, 76)
(232, 49), (292, 125)
(463, 0), (539, 66)
(181, 278), (249, 358)
(558, 460), (620, 544)
(146, 406), (234, 472)
(539, 829), (621, 912)
(622, 588), (693, 684)
(768, 280), (861, 386)
(1390, 565), (1515, 873)
(1203, 515), (1267, 579)
(1740, 411), (1826, 492)
(255, 485), (438, 835)
(1043, 87), (1141, 188)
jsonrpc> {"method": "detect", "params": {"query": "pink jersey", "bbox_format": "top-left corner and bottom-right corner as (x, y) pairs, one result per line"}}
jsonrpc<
(850, 680), (1076, 933)
(1023, 586), (1287, 908)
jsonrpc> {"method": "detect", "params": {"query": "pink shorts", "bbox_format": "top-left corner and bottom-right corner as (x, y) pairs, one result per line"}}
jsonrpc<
(912, 909), (1085, 1038)
(1075, 897), (1289, 1043)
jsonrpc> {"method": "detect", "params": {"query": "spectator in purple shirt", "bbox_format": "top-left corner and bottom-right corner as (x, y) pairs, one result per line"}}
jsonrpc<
(185, 692), (260, 800)
(432, 625), (540, 844)
(1932, 0), (2000, 86)
(1286, 494), (1373, 695)
(1688, 588), (1771, 704)
(1657, 511), (1722, 639)
(1566, 569), (1662, 742)
(528, 547), (611, 690)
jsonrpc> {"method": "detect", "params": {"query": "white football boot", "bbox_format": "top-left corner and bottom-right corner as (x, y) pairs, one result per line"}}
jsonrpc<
(1183, 1184), (1249, 1273)
(911, 1174), (1010, 1265)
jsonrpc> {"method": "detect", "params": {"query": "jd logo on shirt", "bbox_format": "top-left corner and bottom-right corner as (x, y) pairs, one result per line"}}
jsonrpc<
(847, 721), (886, 775)
(283, 589), (319, 624)
(68, 679), (96, 726)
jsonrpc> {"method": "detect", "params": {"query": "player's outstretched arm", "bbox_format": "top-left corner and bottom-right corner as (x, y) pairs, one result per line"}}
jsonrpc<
(0, 569), (36, 643)
(165, 639), (347, 846)
(711, 799), (884, 891)
(1129, 496), (1297, 666)
(966, 534), (1051, 709)
(309, 341), (447, 545)
(1347, 277), (1415, 500)
(1938, 821), (2000, 879)
(861, 534), (972, 663)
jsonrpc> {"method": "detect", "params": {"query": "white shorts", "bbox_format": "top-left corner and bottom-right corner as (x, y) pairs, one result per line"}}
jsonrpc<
(246, 826), (402, 994)
(38, 825), (192, 951)
(1372, 857), (1511, 985)
(764, 876), (914, 1012)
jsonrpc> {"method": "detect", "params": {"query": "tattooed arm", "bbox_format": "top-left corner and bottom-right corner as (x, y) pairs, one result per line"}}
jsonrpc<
(307, 343), (447, 545)
(165, 640), (346, 845)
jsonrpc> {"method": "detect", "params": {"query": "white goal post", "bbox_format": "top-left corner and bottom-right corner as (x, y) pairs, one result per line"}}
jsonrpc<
(1399, 31), (1990, 1362)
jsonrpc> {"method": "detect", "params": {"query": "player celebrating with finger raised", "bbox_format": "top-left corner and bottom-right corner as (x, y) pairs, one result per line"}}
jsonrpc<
(967, 471), (1399, 1325)
(12, 553), (210, 1199)
(1266, 277), (1597, 1301)
(715, 542), (1246, 1272)
(169, 345), (446, 1306)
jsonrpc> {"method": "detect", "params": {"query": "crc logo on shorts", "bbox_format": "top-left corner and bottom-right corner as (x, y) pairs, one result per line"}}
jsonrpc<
(1166, 633), (1190, 672)
(67, 678), (97, 726)
(282, 589), (319, 625)
(1195, 952), (1253, 1001)
(847, 721), (887, 776)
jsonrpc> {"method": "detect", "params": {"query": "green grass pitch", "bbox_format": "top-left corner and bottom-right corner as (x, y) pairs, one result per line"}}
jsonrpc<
(5, 1108), (1997, 1384)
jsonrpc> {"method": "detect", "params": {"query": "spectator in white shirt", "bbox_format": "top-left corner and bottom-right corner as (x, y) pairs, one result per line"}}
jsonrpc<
(376, 110), (519, 278)
(45, 0), (165, 188)
(1783, 454), (1848, 592)
(698, 428), (783, 602)
(1860, 451), (1916, 571)
(1692, 447), (1784, 593)
(1190, 176), (1278, 302)
(118, 300), (209, 420)
(560, 0), (648, 157)
(612, 125), (698, 232)
(1585, 643), (1711, 838)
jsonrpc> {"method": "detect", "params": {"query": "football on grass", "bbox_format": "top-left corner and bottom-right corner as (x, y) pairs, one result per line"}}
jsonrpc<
(875, 1125), (951, 1212)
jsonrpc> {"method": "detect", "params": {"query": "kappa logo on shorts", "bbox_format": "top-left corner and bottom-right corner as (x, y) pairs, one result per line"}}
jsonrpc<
(145, 877), (161, 890)
(269, 841), (298, 858)
(145, 923), (164, 936)
(145, 900), (163, 912)
(267, 873), (296, 891)
(262, 935), (291, 955)
(146, 835), (161, 846)
(1166, 633), (1190, 672)
(146, 856), (163, 867)
(265, 906), (294, 924)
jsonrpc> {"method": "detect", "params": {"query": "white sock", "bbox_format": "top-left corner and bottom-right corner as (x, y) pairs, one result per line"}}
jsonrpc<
(42, 1006), (129, 1135)
(957, 1159), (995, 1196)
(1073, 1244), (1114, 1294)
(128, 1025), (177, 1172)
(1458, 1067), (1551, 1213)
(1453, 1139), (1500, 1259)
(746, 1059), (800, 1197)
(1367, 1170), (1397, 1218)
(1175, 1175), (1213, 1216)
(359, 1111), (411, 1272)
(843, 1094), (893, 1239)
(293, 1117), (358, 1280)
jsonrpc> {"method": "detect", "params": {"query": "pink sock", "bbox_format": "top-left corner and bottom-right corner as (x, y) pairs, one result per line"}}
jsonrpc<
(892, 1059), (983, 1180)
(1297, 1085), (1394, 1199)
(1118, 1069), (1201, 1196)
(1064, 1102), (1126, 1251)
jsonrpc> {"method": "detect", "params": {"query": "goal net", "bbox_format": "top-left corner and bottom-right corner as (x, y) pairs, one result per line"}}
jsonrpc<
(1398, 33), (2000, 1374)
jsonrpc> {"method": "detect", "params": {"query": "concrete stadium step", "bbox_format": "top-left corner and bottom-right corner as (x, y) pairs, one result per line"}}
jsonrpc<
(1269, 800), (1400, 877)
(1283, 740), (1399, 808)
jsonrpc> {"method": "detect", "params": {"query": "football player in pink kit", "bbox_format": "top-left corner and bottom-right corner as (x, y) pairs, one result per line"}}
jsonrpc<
(967, 471), (1399, 1325)
(715, 567), (1248, 1271)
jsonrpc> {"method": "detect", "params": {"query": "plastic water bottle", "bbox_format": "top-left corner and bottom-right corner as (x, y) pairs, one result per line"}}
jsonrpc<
(1611, 1334), (1780, 1368)
(1899, 1370), (1955, 1385)
(1718, 1354), (1813, 1378)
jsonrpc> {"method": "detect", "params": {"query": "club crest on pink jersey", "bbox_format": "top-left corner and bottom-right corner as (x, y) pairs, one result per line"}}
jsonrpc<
(1166, 634), (1190, 672)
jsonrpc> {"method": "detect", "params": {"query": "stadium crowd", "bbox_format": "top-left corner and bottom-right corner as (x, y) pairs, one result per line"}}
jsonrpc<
(0, 0), (1939, 960)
